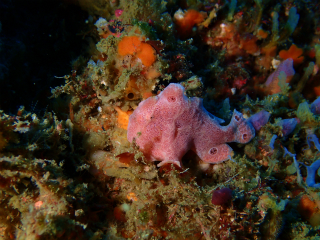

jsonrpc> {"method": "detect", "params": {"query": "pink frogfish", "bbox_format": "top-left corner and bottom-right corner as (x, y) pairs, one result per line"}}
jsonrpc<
(127, 83), (255, 167)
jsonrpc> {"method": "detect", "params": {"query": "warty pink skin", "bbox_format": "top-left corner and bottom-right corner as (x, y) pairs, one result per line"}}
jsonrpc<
(127, 83), (255, 167)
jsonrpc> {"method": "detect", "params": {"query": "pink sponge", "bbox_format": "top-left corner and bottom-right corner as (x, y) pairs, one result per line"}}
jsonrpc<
(127, 83), (255, 167)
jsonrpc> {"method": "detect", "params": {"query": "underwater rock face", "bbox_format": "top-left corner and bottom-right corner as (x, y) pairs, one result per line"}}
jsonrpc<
(127, 83), (255, 167)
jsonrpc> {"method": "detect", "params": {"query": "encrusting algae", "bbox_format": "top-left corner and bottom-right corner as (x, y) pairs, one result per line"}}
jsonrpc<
(2, 0), (320, 239)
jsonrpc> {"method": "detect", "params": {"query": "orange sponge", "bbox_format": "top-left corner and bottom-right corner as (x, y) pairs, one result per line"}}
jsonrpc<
(175, 9), (204, 39)
(136, 42), (156, 67)
(257, 28), (268, 39)
(279, 44), (304, 65)
(114, 106), (132, 130)
(314, 86), (320, 96)
(118, 36), (141, 56)
(118, 36), (156, 67)
(181, 9), (204, 27)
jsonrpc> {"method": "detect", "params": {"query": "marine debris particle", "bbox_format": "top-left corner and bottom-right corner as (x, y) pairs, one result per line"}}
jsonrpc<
(127, 83), (255, 167)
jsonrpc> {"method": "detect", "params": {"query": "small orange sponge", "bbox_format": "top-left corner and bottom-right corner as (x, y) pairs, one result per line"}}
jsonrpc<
(118, 36), (141, 56)
(114, 106), (132, 130)
(175, 9), (204, 39)
(118, 36), (156, 67)
(136, 42), (156, 67)
(279, 44), (304, 65)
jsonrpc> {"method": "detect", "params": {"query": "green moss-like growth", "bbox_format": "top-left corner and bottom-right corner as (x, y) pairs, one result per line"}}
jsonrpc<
(296, 101), (316, 123)
(132, 19), (157, 39)
(119, 0), (167, 24)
